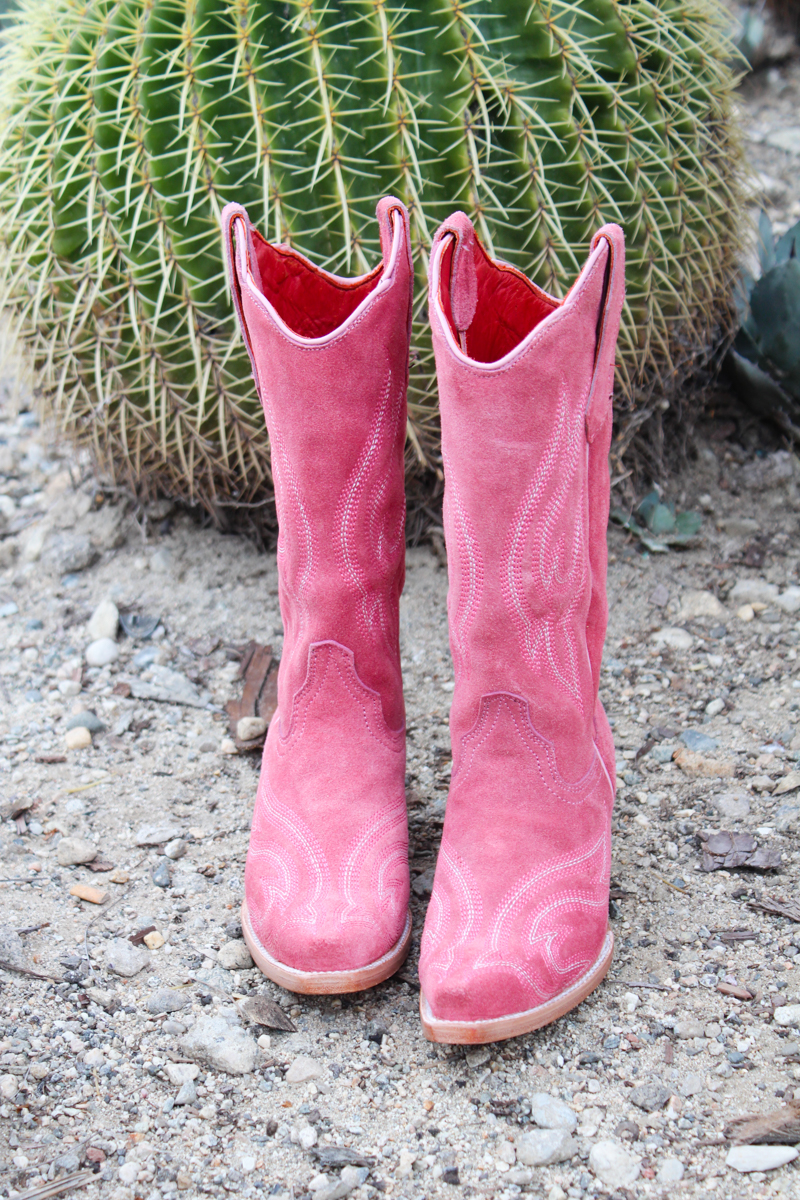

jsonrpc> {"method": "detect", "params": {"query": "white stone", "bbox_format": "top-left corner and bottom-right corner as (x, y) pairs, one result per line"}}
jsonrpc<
(678, 590), (726, 620)
(674, 1017), (705, 1039)
(217, 941), (254, 970)
(713, 791), (751, 820)
(528, 1092), (578, 1132)
(285, 1055), (324, 1084)
(496, 1139), (516, 1165)
(729, 579), (778, 606)
(106, 939), (150, 978)
(84, 1048), (105, 1067)
(776, 586), (800, 614)
(0, 1074), (17, 1100)
(622, 992), (640, 1014)
(516, 1128), (576, 1166)
(588, 1141), (641, 1188)
(180, 1016), (257, 1075)
(736, 604), (755, 622)
(88, 599), (119, 641)
(174, 1080), (197, 1106)
(135, 822), (184, 846)
(298, 1125), (318, 1150)
(240, 1156), (256, 1174)
(773, 1004), (800, 1028)
(650, 627), (693, 651)
(726, 1145), (798, 1173)
(57, 836), (98, 866)
(65, 726), (92, 750)
(705, 697), (725, 717)
(85, 637), (119, 667)
(658, 1158), (685, 1183)
(236, 716), (268, 741)
(397, 1149), (417, 1178)
(165, 1063), (199, 1086)
(163, 838), (188, 859)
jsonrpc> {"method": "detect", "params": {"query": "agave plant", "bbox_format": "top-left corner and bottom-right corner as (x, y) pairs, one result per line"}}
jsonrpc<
(727, 211), (800, 440)
(0, 0), (745, 522)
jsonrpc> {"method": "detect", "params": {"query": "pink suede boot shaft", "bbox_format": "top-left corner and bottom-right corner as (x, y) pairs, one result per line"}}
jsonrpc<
(420, 213), (625, 1041)
(222, 198), (413, 990)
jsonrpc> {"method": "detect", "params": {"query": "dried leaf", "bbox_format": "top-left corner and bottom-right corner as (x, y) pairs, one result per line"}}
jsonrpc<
(713, 928), (758, 943)
(716, 982), (754, 1000)
(85, 859), (114, 873)
(238, 994), (296, 1032)
(748, 895), (800, 923)
(700, 830), (782, 872)
(128, 925), (156, 946)
(310, 1147), (375, 1168)
(12, 1169), (98, 1200)
(225, 641), (278, 750)
(724, 1101), (800, 1145)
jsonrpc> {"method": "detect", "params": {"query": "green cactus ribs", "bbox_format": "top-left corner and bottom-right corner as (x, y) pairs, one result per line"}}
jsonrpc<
(0, 0), (746, 526)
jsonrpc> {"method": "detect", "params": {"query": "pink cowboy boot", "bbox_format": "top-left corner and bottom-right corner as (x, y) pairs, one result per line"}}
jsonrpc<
(419, 212), (625, 1041)
(222, 198), (413, 993)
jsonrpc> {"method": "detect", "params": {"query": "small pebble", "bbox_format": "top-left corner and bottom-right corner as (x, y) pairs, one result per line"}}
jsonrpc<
(65, 726), (92, 751)
(588, 1141), (641, 1187)
(152, 861), (172, 888)
(65, 710), (106, 733)
(180, 1015), (258, 1075)
(85, 637), (119, 667)
(217, 940), (254, 970)
(57, 836), (98, 866)
(726, 1145), (798, 1173)
(143, 930), (165, 949)
(106, 939), (149, 977)
(87, 598), (119, 641)
(285, 1055), (324, 1084)
(237, 715), (268, 741)
(515, 1128), (576, 1166)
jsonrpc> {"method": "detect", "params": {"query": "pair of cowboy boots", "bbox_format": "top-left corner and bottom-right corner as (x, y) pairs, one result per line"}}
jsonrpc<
(222, 197), (625, 1044)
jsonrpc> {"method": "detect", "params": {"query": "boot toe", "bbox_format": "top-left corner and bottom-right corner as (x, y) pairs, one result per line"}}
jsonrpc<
(247, 893), (406, 974)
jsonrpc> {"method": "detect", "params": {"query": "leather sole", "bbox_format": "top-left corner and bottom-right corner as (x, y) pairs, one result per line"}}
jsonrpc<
(419, 929), (614, 1044)
(241, 900), (412, 995)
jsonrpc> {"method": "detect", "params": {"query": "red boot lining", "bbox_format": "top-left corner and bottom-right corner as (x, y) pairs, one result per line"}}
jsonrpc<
(252, 230), (384, 339)
(439, 235), (559, 363)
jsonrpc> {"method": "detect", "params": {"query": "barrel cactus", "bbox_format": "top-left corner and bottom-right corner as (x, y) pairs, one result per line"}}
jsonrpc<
(0, 0), (745, 521)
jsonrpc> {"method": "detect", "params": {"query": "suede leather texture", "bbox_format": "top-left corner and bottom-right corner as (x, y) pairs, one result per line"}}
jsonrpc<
(420, 213), (626, 1022)
(222, 197), (412, 973)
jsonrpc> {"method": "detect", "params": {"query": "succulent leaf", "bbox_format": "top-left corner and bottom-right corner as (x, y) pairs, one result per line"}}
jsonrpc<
(750, 257), (800, 375)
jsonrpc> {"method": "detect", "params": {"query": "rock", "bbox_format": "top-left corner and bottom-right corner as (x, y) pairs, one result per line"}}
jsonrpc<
(773, 1004), (800, 1028)
(65, 710), (106, 733)
(673, 748), (734, 779)
(130, 665), (206, 708)
(164, 838), (188, 859)
(84, 1048), (105, 1067)
(236, 716), (267, 741)
(774, 804), (800, 832)
(528, 1093), (578, 1132)
(726, 1145), (798, 1173)
(496, 1139), (516, 1165)
(505, 1169), (534, 1187)
(713, 791), (751, 820)
(88, 599), (119, 641)
(678, 590), (726, 620)
(674, 1017), (705, 1039)
(315, 1166), (370, 1200)
(240, 1156), (256, 1174)
(515, 1128), (576, 1167)
(298, 1125), (318, 1150)
(85, 638), (119, 667)
(705, 697), (725, 717)
(118, 1162), (140, 1186)
(146, 989), (188, 1015)
(57, 836), (98, 866)
(680, 1073), (704, 1097)
(0, 926), (24, 966)
(106, 939), (149, 977)
(152, 862), (172, 888)
(143, 930), (165, 949)
(136, 823), (184, 846)
(217, 941), (254, 970)
(164, 1063), (199, 1086)
(776, 587), (800, 614)
(465, 1046), (491, 1070)
(588, 1141), (641, 1188)
(285, 1055), (324, 1084)
(0, 1074), (18, 1100)
(658, 1158), (685, 1183)
(680, 729), (718, 753)
(65, 726), (92, 750)
(629, 1083), (671, 1112)
(774, 770), (800, 796)
(650, 627), (693, 651)
(220, 738), (237, 755)
(149, 547), (172, 573)
(736, 604), (755, 622)
(718, 517), (759, 538)
(174, 1080), (197, 1106)
(180, 1016), (258, 1074)
(729, 579), (778, 606)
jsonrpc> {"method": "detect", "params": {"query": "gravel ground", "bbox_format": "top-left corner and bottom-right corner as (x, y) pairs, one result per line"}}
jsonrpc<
(4, 29), (800, 1200)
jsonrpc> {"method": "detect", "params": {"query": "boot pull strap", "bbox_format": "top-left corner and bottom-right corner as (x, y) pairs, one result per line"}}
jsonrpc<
(377, 197), (413, 338)
(585, 223), (626, 444)
(431, 212), (478, 345)
(220, 202), (263, 401)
